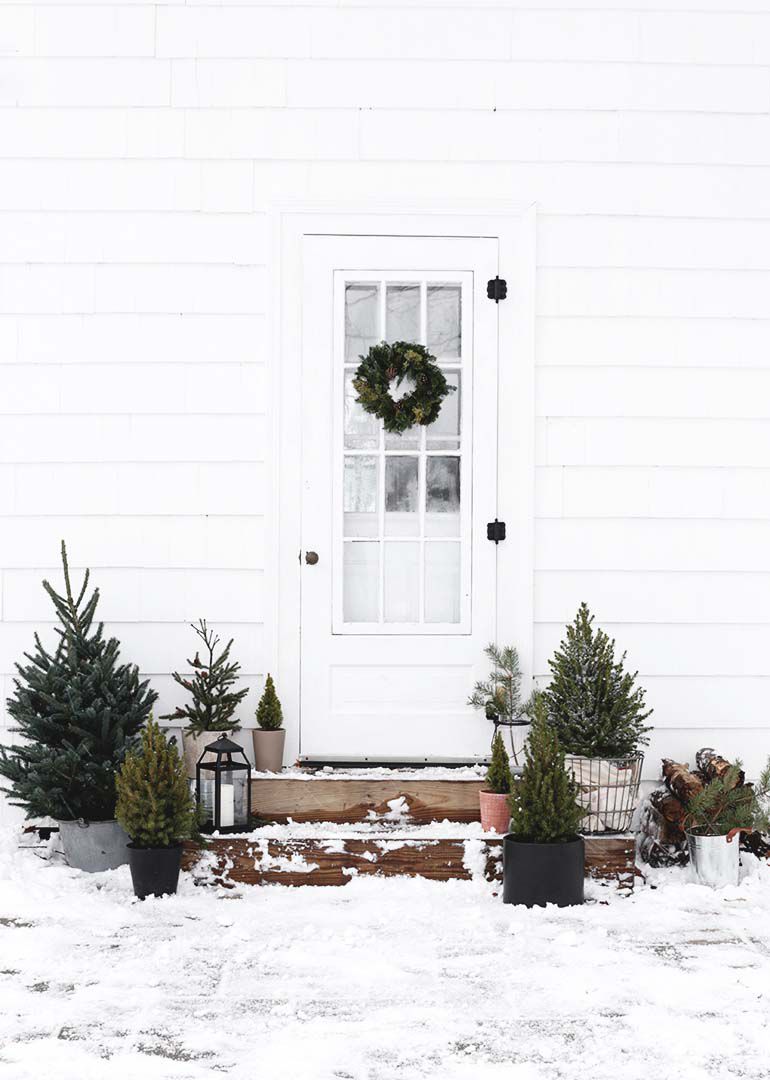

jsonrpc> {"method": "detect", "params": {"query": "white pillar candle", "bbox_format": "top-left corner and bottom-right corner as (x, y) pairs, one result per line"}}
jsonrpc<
(219, 780), (235, 828)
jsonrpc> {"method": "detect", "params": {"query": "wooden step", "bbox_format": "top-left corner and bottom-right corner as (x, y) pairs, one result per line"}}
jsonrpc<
(183, 831), (636, 888)
(251, 775), (485, 824)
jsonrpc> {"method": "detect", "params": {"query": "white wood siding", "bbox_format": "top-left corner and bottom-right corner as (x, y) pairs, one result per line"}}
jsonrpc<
(2, 2), (770, 821)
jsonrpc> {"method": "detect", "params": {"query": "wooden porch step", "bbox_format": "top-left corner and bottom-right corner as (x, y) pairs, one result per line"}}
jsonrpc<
(250, 774), (485, 824)
(182, 830), (636, 888)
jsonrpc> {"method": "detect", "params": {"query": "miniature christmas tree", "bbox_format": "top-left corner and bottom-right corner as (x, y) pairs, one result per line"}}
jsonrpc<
(541, 603), (652, 758)
(468, 643), (526, 726)
(0, 542), (156, 821)
(508, 697), (585, 843)
(116, 718), (195, 847)
(486, 730), (512, 795)
(161, 620), (247, 734)
(256, 674), (283, 731)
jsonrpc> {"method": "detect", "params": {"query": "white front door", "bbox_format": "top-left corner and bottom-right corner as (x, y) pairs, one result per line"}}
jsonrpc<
(299, 233), (501, 758)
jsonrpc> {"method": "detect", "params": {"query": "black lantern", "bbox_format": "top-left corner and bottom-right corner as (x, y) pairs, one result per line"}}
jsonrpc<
(196, 736), (252, 834)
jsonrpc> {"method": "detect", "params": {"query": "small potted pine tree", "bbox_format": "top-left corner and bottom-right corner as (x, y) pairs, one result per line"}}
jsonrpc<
(541, 603), (652, 833)
(683, 760), (770, 888)
(161, 620), (248, 777)
(116, 718), (195, 899)
(504, 698), (586, 907)
(0, 543), (156, 872)
(253, 674), (285, 772)
(480, 730), (512, 832)
(468, 643), (529, 768)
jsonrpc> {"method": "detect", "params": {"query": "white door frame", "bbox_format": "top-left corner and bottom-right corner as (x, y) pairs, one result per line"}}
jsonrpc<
(270, 205), (536, 763)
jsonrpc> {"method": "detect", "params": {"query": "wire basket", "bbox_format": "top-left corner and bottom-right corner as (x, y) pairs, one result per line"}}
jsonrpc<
(565, 753), (644, 835)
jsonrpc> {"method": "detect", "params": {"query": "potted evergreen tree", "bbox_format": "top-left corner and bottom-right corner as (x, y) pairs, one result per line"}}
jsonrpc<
(161, 620), (248, 777)
(684, 760), (770, 888)
(541, 603), (652, 833)
(116, 718), (195, 899)
(253, 674), (285, 772)
(504, 699), (586, 907)
(0, 543), (156, 872)
(480, 730), (512, 832)
(468, 643), (530, 767)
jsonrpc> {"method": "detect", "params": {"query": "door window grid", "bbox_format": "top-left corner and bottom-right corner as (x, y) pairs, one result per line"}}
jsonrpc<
(341, 277), (466, 628)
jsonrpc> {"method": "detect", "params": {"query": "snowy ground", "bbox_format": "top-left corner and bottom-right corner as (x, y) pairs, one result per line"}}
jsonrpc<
(1, 829), (769, 1080)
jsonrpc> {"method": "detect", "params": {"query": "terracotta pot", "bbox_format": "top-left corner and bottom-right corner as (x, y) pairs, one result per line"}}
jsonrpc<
(252, 729), (286, 772)
(182, 730), (234, 778)
(479, 790), (510, 833)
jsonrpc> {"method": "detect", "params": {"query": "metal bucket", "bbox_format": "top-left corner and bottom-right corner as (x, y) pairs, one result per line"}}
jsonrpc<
(58, 819), (130, 873)
(686, 831), (740, 888)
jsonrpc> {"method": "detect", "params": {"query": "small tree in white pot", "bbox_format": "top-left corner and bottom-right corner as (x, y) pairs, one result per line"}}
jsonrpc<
(253, 674), (285, 772)
(161, 620), (247, 777)
(541, 604), (652, 833)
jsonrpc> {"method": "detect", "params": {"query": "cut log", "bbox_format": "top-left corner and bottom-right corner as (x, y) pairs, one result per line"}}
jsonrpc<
(662, 759), (703, 803)
(696, 748), (744, 786)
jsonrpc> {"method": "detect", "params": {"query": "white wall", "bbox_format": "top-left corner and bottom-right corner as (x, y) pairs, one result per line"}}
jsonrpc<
(2, 2), (770, 822)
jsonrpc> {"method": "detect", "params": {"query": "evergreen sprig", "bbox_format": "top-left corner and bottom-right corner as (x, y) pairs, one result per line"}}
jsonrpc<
(541, 603), (652, 758)
(508, 699), (585, 844)
(116, 718), (195, 848)
(161, 620), (247, 735)
(486, 730), (511, 795)
(0, 542), (156, 821)
(256, 674), (283, 731)
(684, 761), (757, 837)
(468, 643), (527, 727)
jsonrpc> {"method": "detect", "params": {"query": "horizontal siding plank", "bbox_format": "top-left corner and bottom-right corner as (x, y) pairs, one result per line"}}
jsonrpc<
(543, 418), (770, 467)
(8, 314), (266, 366)
(33, 6), (156, 58)
(2, 567), (263, 622)
(0, 58), (171, 107)
(535, 621), (770, 676)
(0, 516), (265, 570)
(536, 570), (770, 624)
(538, 367), (770, 419)
(536, 519), (770, 572)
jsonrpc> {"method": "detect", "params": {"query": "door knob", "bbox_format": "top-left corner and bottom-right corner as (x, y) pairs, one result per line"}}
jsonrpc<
(305, 551), (319, 565)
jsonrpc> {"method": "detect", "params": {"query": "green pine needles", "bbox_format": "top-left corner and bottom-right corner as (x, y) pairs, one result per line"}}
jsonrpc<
(486, 730), (512, 795)
(684, 761), (762, 837)
(508, 699), (585, 844)
(256, 674), (283, 731)
(0, 542), (156, 821)
(468, 643), (527, 726)
(161, 620), (247, 735)
(353, 341), (455, 434)
(116, 718), (195, 848)
(541, 603), (653, 758)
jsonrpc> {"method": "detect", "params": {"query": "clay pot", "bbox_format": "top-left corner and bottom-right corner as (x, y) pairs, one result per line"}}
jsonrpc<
(182, 730), (234, 778)
(252, 729), (286, 772)
(479, 790), (511, 833)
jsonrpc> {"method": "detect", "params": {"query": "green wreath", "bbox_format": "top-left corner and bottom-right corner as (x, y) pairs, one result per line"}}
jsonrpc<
(352, 341), (455, 435)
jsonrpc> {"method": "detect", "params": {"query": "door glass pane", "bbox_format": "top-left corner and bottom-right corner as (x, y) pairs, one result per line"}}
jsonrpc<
(385, 427), (420, 450)
(344, 456), (378, 537)
(426, 371), (460, 450)
(424, 543), (461, 623)
(385, 457), (419, 536)
(344, 371), (379, 449)
(345, 283), (380, 362)
(386, 285), (420, 343)
(427, 285), (461, 358)
(344, 542), (379, 622)
(384, 542), (419, 623)
(425, 456), (460, 537)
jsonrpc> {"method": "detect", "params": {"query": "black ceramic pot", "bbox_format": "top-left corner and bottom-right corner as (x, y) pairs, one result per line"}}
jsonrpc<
(127, 843), (183, 900)
(503, 835), (585, 907)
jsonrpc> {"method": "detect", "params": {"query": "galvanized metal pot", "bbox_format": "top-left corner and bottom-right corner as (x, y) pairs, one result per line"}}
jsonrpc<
(58, 819), (129, 873)
(686, 831), (740, 888)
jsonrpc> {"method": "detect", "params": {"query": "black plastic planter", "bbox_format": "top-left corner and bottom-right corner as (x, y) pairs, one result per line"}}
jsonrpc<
(503, 835), (585, 907)
(127, 843), (183, 900)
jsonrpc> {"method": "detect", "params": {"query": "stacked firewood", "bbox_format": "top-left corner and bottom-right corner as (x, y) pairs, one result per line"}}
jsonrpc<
(638, 747), (770, 867)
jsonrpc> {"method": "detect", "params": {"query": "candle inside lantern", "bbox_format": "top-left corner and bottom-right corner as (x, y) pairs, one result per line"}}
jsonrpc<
(219, 778), (235, 828)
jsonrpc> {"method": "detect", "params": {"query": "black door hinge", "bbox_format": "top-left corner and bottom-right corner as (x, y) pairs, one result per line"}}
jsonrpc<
(487, 519), (506, 544)
(486, 276), (507, 303)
